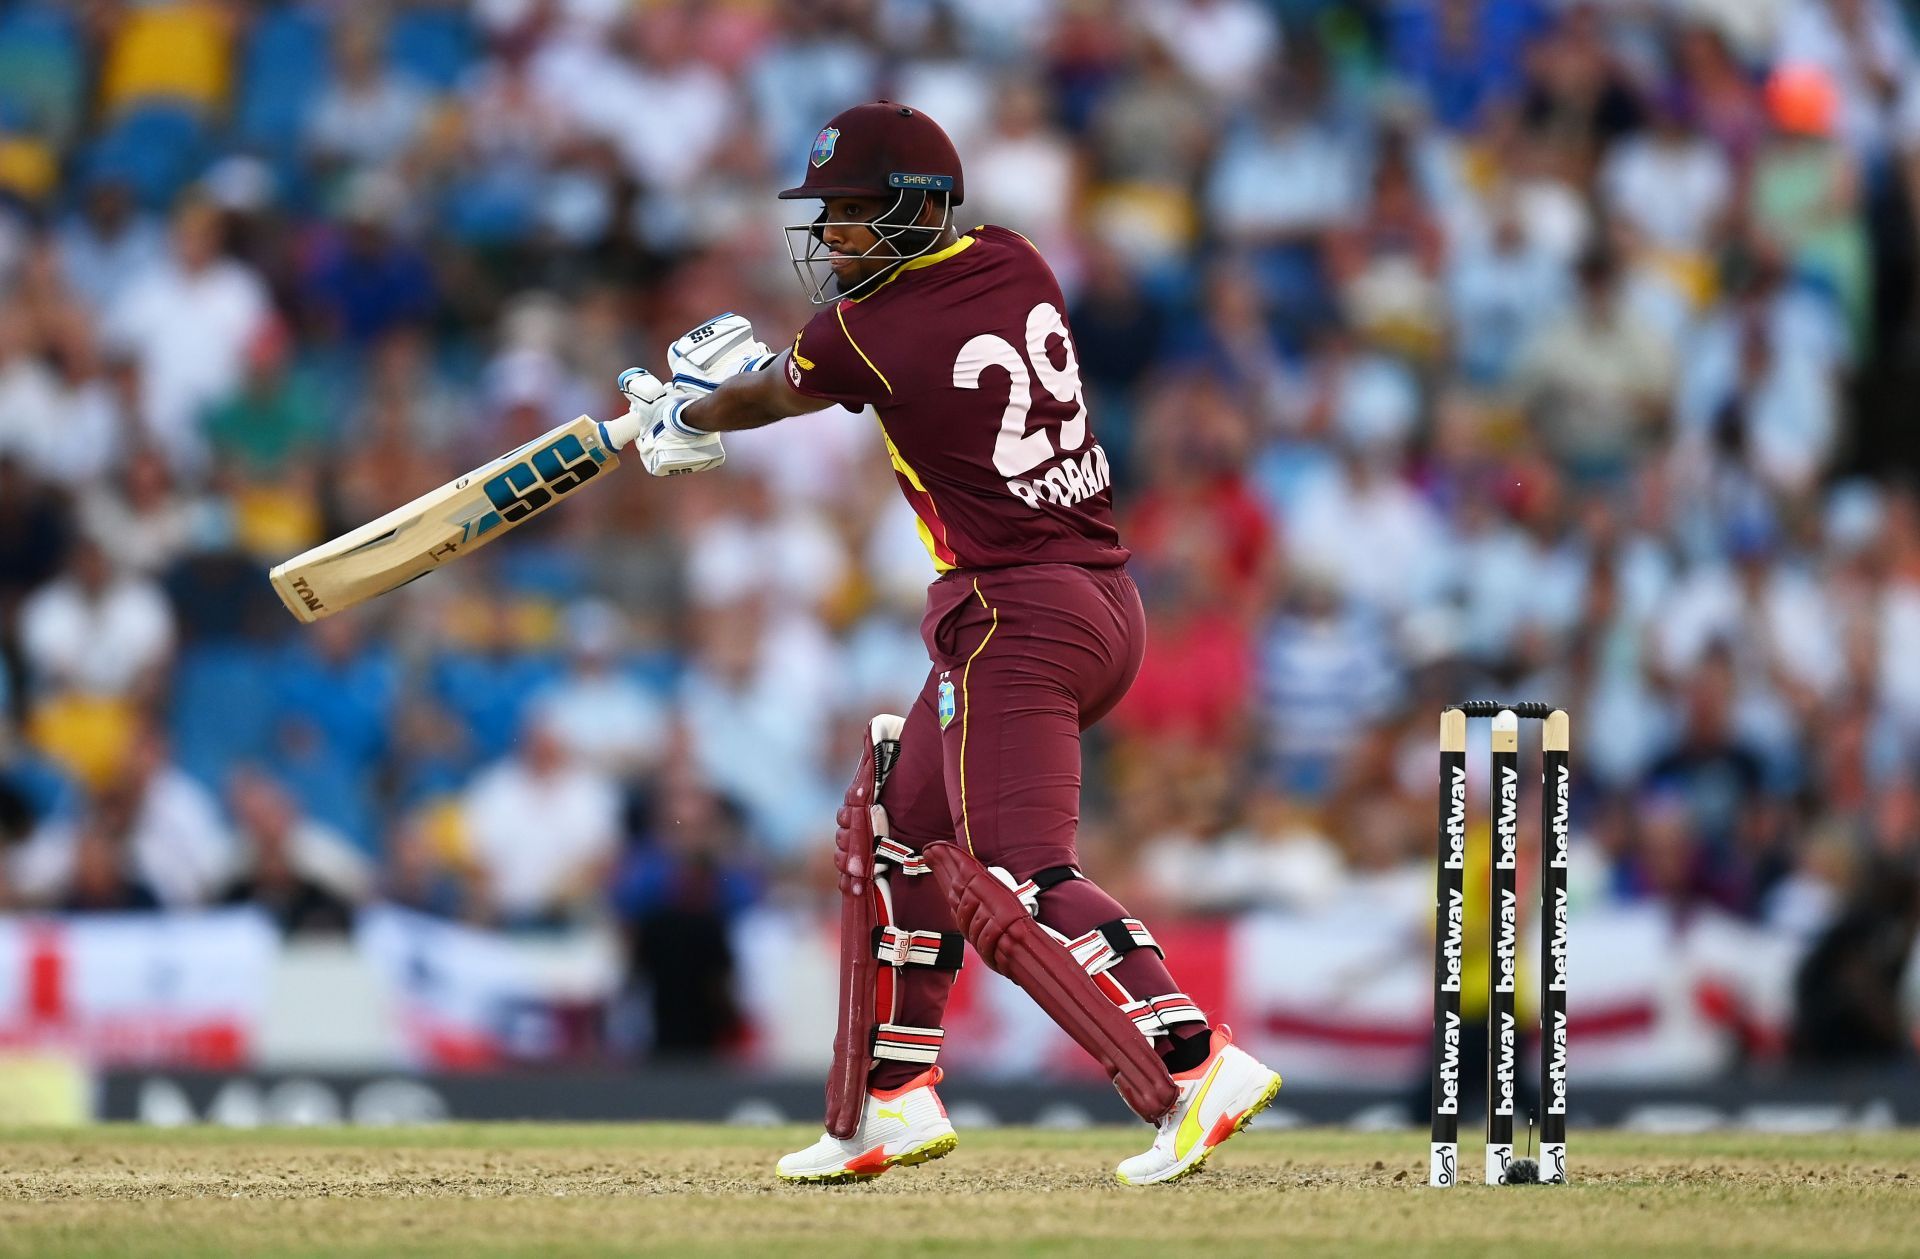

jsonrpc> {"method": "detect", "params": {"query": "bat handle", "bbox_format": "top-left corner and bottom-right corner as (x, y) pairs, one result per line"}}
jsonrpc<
(599, 411), (642, 450)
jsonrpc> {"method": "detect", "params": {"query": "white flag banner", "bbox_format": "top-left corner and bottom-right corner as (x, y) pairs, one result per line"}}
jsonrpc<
(0, 910), (279, 1066)
(732, 902), (1806, 1087)
(354, 904), (624, 1067)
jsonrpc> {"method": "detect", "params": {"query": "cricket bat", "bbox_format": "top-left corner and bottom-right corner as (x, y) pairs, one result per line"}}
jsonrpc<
(269, 410), (643, 623)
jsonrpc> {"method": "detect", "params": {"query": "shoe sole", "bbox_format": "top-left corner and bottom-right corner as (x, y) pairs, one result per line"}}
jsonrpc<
(777, 1132), (959, 1185)
(1115, 1071), (1283, 1187)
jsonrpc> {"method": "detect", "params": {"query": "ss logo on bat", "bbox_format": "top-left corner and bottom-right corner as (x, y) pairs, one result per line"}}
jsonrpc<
(482, 433), (603, 524)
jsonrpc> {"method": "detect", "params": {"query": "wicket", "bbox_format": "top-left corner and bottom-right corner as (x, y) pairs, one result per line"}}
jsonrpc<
(1429, 702), (1570, 1187)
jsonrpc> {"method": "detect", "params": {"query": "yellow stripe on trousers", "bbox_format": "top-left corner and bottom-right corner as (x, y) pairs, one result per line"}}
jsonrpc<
(958, 578), (999, 855)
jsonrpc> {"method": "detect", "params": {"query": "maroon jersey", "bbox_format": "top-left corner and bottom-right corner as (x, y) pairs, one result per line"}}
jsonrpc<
(785, 225), (1126, 572)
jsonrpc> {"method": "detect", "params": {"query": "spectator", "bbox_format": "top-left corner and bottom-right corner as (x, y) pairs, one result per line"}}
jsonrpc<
(1791, 859), (1918, 1063)
(1773, 0), (1915, 161)
(1137, 0), (1280, 106)
(58, 799), (161, 913)
(1600, 93), (1735, 256)
(25, 306), (125, 488)
(1139, 789), (1347, 914)
(680, 599), (842, 859)
(297, 170), (437, 347)
(890, 6), (994, 152)
(1519, 3), (1644, 179)
(350, 326), (470, 451)
(12, 722), (234, 909)
(1386, 0), (1549, 132)
(219, 769), (372, 935)
(271, 613), (398, 796)
(203, 317), (328, 476)
(1205, 76), (1356, 324)
(1325, 128), (1449, 358)
(75, 450), (204, 579)
(458, 22), (573, 166)
(1675, 312), (1837, 495)
(1125, 375), (1273, 611)
(1754, 63), (1872, 348)
(1643, 648), (1775, 896)
(748, 3), (878, 169)
(1171, 263), (1290, 419)
(614, 771), (756, 1057)
(1865, 481), (1920, 731)
(17, 537), (174, 701)
(1110, 556), (1256, 756)
(1258, 565), (1403, 798)
(0, 309), (61, 477)
(1513, 246), (1674, 485)
(54, 175), (165, 315)
(534, 5), (733, 197)
(1285, 445), (1446, 616)
(966, 81), (1080, 264)
(682, 471), (850, 613)
(1089, 37), (1210, 193)
(1447, 196), (1571, 384)
(103, 196), (270, 473)
(0, 456), (69, 617)
(460, 712), (621, 928)
(1675, 22), (1768, 171)
(1066, 238), (1166, 417)
(529, 599), (670, 780)
(306, 15), (434, 171)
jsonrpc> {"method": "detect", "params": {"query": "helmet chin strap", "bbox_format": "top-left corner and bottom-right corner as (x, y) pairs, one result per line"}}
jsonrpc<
(784, 190), (954, 305)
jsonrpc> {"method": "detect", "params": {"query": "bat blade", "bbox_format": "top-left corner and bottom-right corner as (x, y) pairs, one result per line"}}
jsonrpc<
(269, 414), (626, 623)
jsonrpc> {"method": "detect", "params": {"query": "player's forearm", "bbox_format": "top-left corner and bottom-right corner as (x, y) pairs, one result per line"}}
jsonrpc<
(679, 366), (798, 435)
(680, 355), (823, 432)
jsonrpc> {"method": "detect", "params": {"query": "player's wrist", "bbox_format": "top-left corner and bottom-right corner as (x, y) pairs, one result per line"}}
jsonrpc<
(671, 394), (710, 435)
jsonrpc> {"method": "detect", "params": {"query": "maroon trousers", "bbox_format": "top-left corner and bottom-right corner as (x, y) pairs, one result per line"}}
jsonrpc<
(869, 563), (1202, 1090)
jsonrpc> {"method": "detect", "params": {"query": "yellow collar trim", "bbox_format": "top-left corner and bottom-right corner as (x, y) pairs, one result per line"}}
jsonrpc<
(847, 233), (975, 302)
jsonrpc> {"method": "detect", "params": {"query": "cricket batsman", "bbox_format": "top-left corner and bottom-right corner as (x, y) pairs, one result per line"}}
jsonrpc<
(616, 102), (1282, 1186)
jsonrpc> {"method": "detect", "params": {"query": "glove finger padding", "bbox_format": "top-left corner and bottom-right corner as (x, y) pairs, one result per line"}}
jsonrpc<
(616, 367), (728, 477)
(617, 366), (666, 405)
(669, 313), (773, 392)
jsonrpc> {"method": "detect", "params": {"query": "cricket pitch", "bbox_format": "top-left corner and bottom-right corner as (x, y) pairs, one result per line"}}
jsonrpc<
(4, 1125), (1913, 1258)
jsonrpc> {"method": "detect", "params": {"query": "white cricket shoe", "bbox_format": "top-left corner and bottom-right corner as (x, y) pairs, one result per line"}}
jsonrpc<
(1114, 1026), (1282, 1186)
(776, 1067), (959, 1183)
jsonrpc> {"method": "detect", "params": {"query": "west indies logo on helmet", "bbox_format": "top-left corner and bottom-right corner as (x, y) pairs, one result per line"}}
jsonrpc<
(780, 101), (965, 304)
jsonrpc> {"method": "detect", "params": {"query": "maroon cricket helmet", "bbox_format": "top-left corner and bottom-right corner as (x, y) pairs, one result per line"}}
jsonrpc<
(778, 101), (966, 206)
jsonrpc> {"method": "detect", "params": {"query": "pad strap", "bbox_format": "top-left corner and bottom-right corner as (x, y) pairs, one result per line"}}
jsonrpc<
(874, 836), (930, 876)
(921, 842), (1177, 1122)
(1122, 992), (1207, 1038)
(873, 1023), (945, 1064)
(874, 925), (965, 971)
(991, 866), (1197, 1042)
(995, 864), (1080, 915)
(1066, 918), (1162, 977)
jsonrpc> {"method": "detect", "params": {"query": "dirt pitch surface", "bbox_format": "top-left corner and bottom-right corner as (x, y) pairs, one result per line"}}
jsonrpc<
(3, 1125), (1915, 1258)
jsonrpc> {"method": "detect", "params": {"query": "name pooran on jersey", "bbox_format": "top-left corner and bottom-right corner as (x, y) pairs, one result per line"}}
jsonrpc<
(786, 226), (1129, 573)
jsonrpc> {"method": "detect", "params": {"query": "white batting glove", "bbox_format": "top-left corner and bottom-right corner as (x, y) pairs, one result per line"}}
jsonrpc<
(667, 313), (774, 394)
(616, 367), (727, 477)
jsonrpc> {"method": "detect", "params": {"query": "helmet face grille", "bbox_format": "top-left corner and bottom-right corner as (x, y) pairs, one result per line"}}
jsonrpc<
(782, 189), (954, 305)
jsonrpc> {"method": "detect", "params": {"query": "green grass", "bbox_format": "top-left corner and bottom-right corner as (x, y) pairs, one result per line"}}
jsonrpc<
(3, 1125), (1914, 1258)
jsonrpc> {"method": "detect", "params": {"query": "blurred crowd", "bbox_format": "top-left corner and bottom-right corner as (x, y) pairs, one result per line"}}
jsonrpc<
(2, 0), (1920, 1062)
